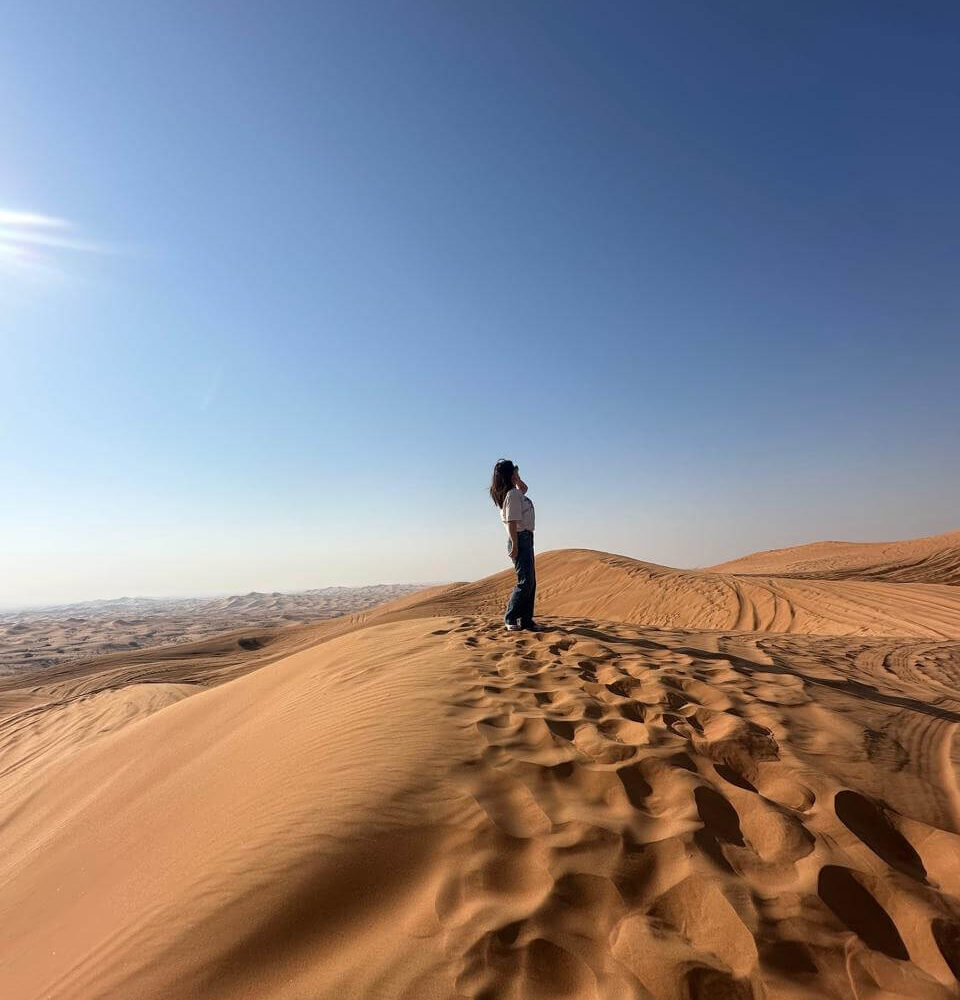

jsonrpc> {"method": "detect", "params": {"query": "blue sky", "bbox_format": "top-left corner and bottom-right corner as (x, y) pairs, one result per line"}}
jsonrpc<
(2, 1), (958, 605)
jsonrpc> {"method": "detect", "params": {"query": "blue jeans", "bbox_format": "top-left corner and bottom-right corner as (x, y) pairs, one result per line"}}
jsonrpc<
(505, 530), (536, 626)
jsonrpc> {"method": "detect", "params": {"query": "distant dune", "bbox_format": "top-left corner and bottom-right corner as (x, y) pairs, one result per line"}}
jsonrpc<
(709, 529), (960, 586)
(2, 530), (960, 999)
(0, 582), (430, 675)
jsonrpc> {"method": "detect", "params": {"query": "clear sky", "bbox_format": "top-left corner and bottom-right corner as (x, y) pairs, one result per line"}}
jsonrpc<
(2, 1), (959, 607)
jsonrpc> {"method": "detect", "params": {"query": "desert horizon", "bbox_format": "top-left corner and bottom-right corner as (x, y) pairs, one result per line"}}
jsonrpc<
(10, 523), (959, 610)
(6, 3), (960, 998)
(7, 524), (958, 675)
(4, 526), (960, 997)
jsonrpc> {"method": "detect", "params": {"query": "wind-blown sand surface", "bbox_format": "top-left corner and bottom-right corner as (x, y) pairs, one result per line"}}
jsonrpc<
(2, 532), (960, 999)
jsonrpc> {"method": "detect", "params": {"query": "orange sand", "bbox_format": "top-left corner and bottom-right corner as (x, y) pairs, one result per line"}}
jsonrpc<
(2, 531), (960, 999)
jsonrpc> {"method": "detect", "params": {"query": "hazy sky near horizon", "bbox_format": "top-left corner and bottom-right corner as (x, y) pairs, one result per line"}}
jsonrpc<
(2, 1), (959, 606)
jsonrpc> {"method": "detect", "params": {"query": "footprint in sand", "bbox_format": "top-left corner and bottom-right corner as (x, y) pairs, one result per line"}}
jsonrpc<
(760, 939), (818, 976)
(662, 711), (703, 736)
(817, 865), (909, 960)
(931, 917), (960, 980)
(695, 785), (745, 847)
(667, 751), (699, 773)
(617, 763), (653, 809)
(834, 789), (927, 882)
(715, 763), (757, 792)
(685, 966), (757, 1000)
(545, 718), (577, 741)
(619, 703), (646, 723)
(704, 729), (780, 788)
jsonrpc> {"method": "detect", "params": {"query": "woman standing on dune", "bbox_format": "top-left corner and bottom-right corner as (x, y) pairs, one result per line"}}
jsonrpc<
(490, 459), (544, 632)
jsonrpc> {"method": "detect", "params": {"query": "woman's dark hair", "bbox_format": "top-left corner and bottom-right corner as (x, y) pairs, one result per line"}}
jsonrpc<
(489, 458), (516, 509)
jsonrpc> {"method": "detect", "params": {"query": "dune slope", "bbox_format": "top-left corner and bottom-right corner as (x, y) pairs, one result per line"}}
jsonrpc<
(0, 620), (481, 1000)
(4, 532), (960, 999)
(708, 529), (960, 586)
(386, 547), (960, 638)
(3, 615), (960, 999)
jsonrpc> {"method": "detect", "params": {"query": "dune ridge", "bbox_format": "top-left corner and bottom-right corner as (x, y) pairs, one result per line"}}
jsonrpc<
(388, 546), (960, 638)
(708, 529), (960, 586)
(2, 530), (960, 999)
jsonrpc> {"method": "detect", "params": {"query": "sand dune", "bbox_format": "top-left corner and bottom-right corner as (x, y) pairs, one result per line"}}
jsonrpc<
(0, 583), (429, 675)
(386, 547), (960, 638)
(3, 532), (960, 999)
(709, 529), (960, 586)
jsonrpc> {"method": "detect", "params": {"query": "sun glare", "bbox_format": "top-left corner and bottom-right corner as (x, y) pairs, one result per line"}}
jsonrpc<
(0, 208), (108, 282)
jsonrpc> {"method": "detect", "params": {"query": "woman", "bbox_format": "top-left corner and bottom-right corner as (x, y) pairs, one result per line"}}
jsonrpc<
(489, 459), (543, 632)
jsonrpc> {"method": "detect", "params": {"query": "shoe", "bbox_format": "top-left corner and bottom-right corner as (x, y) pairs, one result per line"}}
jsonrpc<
(522, 621), (549, 632)
(504, 621), (523, 632)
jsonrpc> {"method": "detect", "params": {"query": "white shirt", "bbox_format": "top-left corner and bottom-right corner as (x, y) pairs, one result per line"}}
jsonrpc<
(501, 487), (535, 533)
